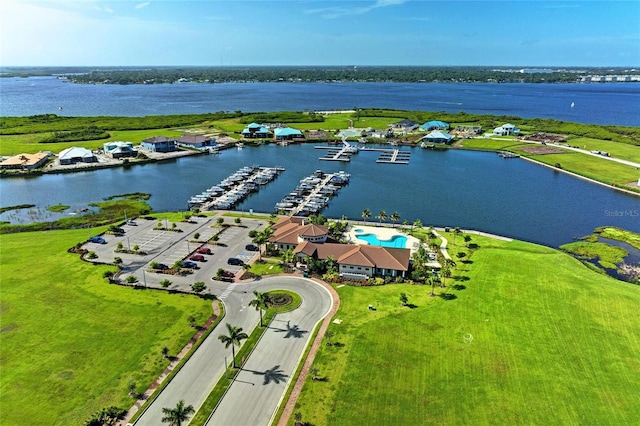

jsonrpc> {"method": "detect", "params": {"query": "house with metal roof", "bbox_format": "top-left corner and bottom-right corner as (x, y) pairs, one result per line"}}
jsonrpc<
(241, 123), (272, 139)
(420, 120), (450, 131)
(274, 127), (304, 141)
(141, 136), (177, 153)
(104, 141), (136, 158)
(493, 123), (520, 136)
(391, 119), (419, 132)
(421, 130), (453, 145)
(178, 134), (216, 149)
(58, 147), (97, 165)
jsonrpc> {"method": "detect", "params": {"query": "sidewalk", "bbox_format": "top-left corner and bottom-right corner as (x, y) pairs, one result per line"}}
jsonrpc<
(120, 300), (222, 425)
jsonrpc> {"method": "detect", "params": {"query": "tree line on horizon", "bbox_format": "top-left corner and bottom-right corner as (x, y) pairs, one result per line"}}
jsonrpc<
(5, 66), (633, 85)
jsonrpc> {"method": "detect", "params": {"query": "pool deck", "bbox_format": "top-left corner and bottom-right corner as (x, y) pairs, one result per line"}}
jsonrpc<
(345, 224), (421, 254)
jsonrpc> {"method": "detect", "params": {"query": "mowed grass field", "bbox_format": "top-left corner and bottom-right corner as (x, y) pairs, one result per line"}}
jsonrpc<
(0, 229), (213, 425)
(293, 235), (640, 425)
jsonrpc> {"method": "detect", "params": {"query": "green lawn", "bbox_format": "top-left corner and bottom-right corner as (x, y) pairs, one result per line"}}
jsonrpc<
(456, 137), (524, 151)
(0, 229), (212, 425)
(292, 235), (640, 425)
(567, 137), (640, 163)
(523, 152), (640, 188)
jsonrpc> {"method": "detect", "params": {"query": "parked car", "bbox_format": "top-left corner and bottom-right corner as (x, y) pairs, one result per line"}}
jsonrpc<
(126, 220), (137, 226)
(183, 260), (198, 269)
(197, 247), (212, 255)
(89, 236), (106, 244)
(227, 257), (244, 266)
(222, 270), (235, 278)
(154, 263), (169, 270)
(245, 244), (259, 251)
(190, 254), (206, 262)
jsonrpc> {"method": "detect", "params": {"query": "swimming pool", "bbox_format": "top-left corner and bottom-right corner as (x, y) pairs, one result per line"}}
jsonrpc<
(355, 233), (408, 248)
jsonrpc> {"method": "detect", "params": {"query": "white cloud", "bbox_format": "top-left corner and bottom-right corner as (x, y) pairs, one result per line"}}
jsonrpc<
(135, 2), (150, 10)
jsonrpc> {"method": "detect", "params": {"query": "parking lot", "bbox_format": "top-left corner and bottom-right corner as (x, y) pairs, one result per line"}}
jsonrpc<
(82, 214), (268, 294)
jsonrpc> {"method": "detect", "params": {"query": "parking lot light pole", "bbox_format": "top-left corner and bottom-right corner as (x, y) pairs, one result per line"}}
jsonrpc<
(127, 236), (131, 251)
(225, 356), (229, 379)
(142, 270), (147, 288)
(187, 241), (190, 255)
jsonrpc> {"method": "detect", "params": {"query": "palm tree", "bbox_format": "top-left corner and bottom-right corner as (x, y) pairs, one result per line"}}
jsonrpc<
(362, 208), (371, 223)
(249, 291), (270, 327)
(454, 226), (462, 245)
(390, 211), (400, 227)
(441, 267), (451, 288)
(412, 219), (423, 232)
(218, 323), (248, 368)
(376, 210), (387, 225)
(400, 292), (408, 306)
(161, 399), (195, 426)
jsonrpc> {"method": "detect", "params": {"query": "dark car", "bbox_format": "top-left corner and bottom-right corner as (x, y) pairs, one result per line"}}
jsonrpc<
(222, 270), (235, 278)
(197, 247), (212, 255)
(227, 257), (244, 266)
(183, 260), (198, 269)
(245, 244), (259, 252)
(190, 254), (206, 262)
(154, 263), (169, 270)
(89, 236), (106, 244)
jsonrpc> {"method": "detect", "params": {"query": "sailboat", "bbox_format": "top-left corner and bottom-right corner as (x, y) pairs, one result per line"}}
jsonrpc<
(570, 102), (575, 108)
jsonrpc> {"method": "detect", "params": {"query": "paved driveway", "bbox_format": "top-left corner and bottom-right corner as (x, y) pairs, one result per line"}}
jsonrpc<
(133, 276), (332, 426)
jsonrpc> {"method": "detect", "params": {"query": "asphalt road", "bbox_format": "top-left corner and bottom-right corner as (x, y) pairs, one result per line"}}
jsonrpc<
(133, 276), (332, 426)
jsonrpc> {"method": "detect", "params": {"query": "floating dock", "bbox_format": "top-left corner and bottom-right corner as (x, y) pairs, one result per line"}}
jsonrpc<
(360, 147), (412, 165)
(275, 170), (350, 216)
(316, 137), (359, 162)
(188, 166), (284, 210)
(498, 151), (520, 158)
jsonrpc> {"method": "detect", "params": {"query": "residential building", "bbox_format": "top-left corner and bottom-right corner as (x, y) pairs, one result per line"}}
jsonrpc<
(0, 152), (50, 170)
(141, 136), (177, 152)
(421, 130), (453, 144)
(241, 123), (272, 139)
(269, 217), (329, 251)
(493, 123), (521, 136)
(103, 141), (136, 158)
(274, 127), (304, 141)
(178, 134), (216, 149)
(58, 147), (97, 165)
(391, 119), (419, 132)
(420, 120), (450, 131)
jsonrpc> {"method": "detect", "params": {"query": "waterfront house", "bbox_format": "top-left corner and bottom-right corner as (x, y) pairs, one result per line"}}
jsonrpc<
(274, 127), (304, 141)
(493, 123), (520, 136)
(178, 134), (216, 149)
(141, 136), (177, 153)
(391, 119), (419, 133)
(0, 152), (50, 170)
(420, 120), (450, 131)
(241, 123), (272, 139)
(421, 130), (453, 144)
(58, 147), (97, 165)
(104, 141), (136, 158)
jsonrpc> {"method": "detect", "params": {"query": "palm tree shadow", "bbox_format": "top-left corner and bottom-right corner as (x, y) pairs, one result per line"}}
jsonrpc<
(246, 364), (289, 385)
(271, 320), (308, 339)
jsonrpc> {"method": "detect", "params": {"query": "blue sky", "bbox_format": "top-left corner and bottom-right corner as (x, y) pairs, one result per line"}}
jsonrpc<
(1, 0), (638, 67)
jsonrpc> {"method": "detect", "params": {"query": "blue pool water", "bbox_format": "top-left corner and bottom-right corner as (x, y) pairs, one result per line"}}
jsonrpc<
(355, 233), (408, 248)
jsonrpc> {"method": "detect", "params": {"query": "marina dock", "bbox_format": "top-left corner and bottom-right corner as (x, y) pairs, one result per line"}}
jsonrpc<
(498, 151), (520, 158)
(360, 147), (412, 165)
(275, 170), (350, 216)
(187, 166), (284, 210)
(316, 137), (359, 162)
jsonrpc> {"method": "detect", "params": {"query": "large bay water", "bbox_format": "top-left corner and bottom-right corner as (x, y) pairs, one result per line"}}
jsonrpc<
(1, 145), (638, 248)
(1, 77), (639, 126)
(1, 77), (639, 247)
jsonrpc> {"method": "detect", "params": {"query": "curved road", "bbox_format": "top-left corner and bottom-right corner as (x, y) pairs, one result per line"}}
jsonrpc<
(133, 276), (332, 426)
